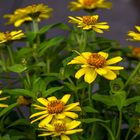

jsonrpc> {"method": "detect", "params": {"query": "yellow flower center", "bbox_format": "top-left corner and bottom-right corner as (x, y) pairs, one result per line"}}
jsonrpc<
(87, 53), (106, 68)
(82, 16), (97, 25)
(83, 0), (97, 7)
(47, 100), (64, 114)
(54, 122), (66, 133)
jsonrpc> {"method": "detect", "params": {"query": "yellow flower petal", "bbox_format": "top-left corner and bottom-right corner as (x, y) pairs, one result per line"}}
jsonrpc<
(95, 68), (107, 75)
(66, 120), (81, 130)
(44, 123), (55, 131)
(104, 66), (124, 70)
(0, 104), (8, 108)
(61, 135), (70, 140)
(71, 106), (81, 111)
(30, 111), (47, 119)
(75, 67), (87, 79)
(84, 68), (97, 84)
(30, 114), (48, 124)
(135, 26), (140, 32)
(92, 27), (104, 33)
(98, 52), (108, 59)
(0, 96), (9, 101)
(55, 114), (65, 119)
(63, 112), (78, 119)
(39, 115), (53, 127)
(61, 94), (71, 104)
(103, 69), (117, 80)
(47, 96), (57, 101)
(38, 132), (53, 137)
(65, 129), (83, 134)
(37, 98), (48, 106)
(32, 104), (46, 110)
(106, 56), (123, 65)
(68, 55), (87, 65)
(65, 102), (80, 111)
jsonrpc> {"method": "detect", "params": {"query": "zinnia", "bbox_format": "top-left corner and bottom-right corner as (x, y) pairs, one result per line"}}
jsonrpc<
(69, 15), (109, 33)
(128, 26), (140, 41)
(4, 3), (53, 27)
(69, 0), (112, 11)
(38, 120), (83, 140)
(68, 51), (124, 84)
(30, 94), (81, 127)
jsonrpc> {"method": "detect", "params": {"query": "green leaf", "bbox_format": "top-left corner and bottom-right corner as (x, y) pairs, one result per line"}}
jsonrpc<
(26, 31), (37, 42)
(8, 119), (29, 128)
(38, 36), (65, 56)
(82, 106), (99, 113)
(38, 23), (70, 34)
(125, 96), (140, 106)
(93, 91), (126, 110)
(79, 118), (109, 123)
(42, 86), (64, 98)
(92, 94), (115, 106)
(8, 64), (27, 73)
(113, 91), (126, 111)
(0, 134), (10, 140)
(5, 89), (34, 98)
(0, 103), (18, 117)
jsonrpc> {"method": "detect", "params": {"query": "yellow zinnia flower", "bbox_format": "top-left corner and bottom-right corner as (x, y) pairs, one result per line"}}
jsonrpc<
(69, 0), (112, 11)
(69, 15), (109, 33)
(0, 90), (8, 108)
(0, 30), (24, 44)
(38, 120), (83, 140)
(68, 51), (124, 84)
(30, 94), (81, 127)
(4, 3), (53, 27)
(128, 26), (140, 41)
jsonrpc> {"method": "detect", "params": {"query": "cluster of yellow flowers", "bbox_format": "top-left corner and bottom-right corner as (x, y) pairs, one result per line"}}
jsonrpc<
(1, 0), (140, 139)
(30, 94), (82, 139)
(4, 3), (53, 27)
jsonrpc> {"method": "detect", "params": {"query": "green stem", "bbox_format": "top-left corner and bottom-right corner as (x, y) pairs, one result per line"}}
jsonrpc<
(46, 59), (50, 73)
(125, 127), (132, 140)
(90, 124), (96, 140)
(99, 123), (115, 140)
(122, 62), (140, 90)
(116, 111), (122, 140)
(32, 19), (39, 32)
(0, 50), (6, 71)
(44, 136), (47, 140)
(130, 133), (139, 140)
(7, 45), (14, 65)
(88, 84), (93, 107)
(25, 71), (31, 88)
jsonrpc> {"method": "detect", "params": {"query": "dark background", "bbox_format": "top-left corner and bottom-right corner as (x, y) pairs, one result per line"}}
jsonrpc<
(0, 0), (140, 47)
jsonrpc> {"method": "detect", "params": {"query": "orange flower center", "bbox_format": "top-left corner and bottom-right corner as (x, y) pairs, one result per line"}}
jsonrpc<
(133, 48), (140, 54)
(82, 16), (97, 25)
(47, 100), (64, 114)
(87, 53), (106, 68)
(54, 122), (66, 133)
(83, 0), (97, 7)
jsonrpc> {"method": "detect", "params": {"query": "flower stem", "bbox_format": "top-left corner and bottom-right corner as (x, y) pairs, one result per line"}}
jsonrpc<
(130, 133), (139, 140)
(88, 84), (93, 107)
(122, 62), (140, 90)
(0, 50), (6, 71)
(116, 111), (122, 140)
(99, 123), (115, 140)
(125, 127), (132, 140)
(7, 45), (14, 65)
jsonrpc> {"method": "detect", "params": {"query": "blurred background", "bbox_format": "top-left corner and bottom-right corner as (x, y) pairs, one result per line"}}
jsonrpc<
(0, 0), (140, 47)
